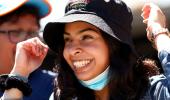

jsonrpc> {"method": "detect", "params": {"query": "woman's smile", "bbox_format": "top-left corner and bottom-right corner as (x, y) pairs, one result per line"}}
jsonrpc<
(63, 21), (109, 81)
(72, 58), (93, 73)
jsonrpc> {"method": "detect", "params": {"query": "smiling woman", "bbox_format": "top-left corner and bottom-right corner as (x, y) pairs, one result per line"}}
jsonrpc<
(42, 0), (168, 99)
(1, 0), (170, 100)
(63, 22), (109, 82)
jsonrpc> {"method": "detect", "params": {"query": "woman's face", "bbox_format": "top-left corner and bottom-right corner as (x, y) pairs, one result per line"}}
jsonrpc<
(63, 21), (109, 81)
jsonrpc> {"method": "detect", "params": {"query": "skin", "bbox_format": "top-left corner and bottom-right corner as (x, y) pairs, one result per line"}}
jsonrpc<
(63, 21), (110, 81)
(63, 21), (110, 100)
(3, 37), (48, 99)
(141, 3), (166, 43)
(0, 14), (39, 74)
(95, 85), (109, 100)
(141, 3), (169, 51)
(1, 3), (169, 100)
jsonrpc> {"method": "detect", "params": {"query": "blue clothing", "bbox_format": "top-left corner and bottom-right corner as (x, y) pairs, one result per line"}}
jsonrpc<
(0, 69), (56, 100)
(142, 49), (170, 100)
(1, 50), (170, 100)
(49, 49), (170, 100)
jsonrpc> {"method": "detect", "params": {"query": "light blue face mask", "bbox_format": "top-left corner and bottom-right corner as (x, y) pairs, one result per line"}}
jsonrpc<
(79, 67), (110, 91)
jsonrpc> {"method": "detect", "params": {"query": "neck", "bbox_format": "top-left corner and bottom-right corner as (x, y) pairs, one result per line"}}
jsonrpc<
(95, 85), (109, 100)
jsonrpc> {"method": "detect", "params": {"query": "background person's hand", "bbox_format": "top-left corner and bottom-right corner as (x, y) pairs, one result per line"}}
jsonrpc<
(10, 37), (48, 77)
(141, 3), (166, 41)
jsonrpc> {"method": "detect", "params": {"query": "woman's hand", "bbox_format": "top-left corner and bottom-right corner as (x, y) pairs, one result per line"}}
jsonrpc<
(10, 37), (48, 77)
(141, 3), (166, 41)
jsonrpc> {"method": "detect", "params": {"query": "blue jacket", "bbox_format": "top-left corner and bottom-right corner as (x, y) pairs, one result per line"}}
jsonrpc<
(1, 50), (170, 100)
(49, 49), (170, 100)
(0, 69), (56, 100)
(142, 48), (170, 100)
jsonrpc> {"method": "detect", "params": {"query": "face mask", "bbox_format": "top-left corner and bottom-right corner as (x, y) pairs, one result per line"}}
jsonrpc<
(79, 67), (110, 91)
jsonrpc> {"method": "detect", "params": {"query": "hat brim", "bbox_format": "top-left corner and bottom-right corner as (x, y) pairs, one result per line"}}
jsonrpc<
(0, 0), (51, 18)
(43, 13), (120, 52)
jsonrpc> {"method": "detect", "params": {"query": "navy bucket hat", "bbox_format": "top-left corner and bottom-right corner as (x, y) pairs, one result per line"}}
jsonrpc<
(43, 0), (136, 55)
(0, 0), (51, 18)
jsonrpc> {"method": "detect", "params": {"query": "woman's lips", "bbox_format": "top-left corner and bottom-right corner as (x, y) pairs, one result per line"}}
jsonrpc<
(72, 59), (92, 73)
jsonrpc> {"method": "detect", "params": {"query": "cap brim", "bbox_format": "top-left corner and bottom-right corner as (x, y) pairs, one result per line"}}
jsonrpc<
(0, 0), (51, 18)
(43, 13), (120, 52)
(0, 0), (27, 16)
(26, 0), (51, 18)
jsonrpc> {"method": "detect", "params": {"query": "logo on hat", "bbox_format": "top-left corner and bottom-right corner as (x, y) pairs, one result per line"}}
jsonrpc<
(65, 0), (91, 12)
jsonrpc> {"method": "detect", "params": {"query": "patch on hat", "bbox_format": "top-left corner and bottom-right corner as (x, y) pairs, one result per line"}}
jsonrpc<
(66, 0), (91, 12)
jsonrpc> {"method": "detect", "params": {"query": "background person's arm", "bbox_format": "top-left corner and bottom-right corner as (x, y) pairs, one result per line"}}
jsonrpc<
(2, 88), (23, 100)
(1, 37), (48, 99)
(142, 3), (170, 99)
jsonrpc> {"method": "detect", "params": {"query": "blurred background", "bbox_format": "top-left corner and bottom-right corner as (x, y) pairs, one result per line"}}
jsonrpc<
(41, 0), (170, 70)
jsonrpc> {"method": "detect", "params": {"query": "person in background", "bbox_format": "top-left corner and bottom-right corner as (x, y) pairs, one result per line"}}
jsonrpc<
(1, 0), (170, 100)
(0, 0), (56, 100)
(141, 3), (170, 100)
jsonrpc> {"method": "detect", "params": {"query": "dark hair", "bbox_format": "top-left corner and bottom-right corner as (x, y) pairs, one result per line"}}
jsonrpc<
(102, 32), (159, 100)
(53, 29), (159, 100)
(0, 5), (40, 27)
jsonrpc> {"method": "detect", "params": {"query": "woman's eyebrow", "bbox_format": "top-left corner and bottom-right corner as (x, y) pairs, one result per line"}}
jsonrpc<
(64, 31), (70, 35)
(64, 28), (99, 36)
(79, 28), (99, 34)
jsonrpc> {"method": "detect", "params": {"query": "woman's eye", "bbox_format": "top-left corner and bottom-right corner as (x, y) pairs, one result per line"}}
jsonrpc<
(82, 35), (93, 40)
(64, 37), (71, 43)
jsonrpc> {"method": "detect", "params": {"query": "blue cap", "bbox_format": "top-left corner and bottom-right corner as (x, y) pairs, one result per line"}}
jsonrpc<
(0, 0), (51, 18)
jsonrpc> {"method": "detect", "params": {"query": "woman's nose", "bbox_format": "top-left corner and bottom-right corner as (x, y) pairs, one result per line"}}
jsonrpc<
(68, 41), (82, 56)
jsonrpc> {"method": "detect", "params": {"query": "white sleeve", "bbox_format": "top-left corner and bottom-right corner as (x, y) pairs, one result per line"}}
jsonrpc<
(49, 92), (54, 100)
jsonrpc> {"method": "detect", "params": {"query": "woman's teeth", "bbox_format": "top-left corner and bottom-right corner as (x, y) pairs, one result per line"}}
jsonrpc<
(73, 59), (91, 68)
